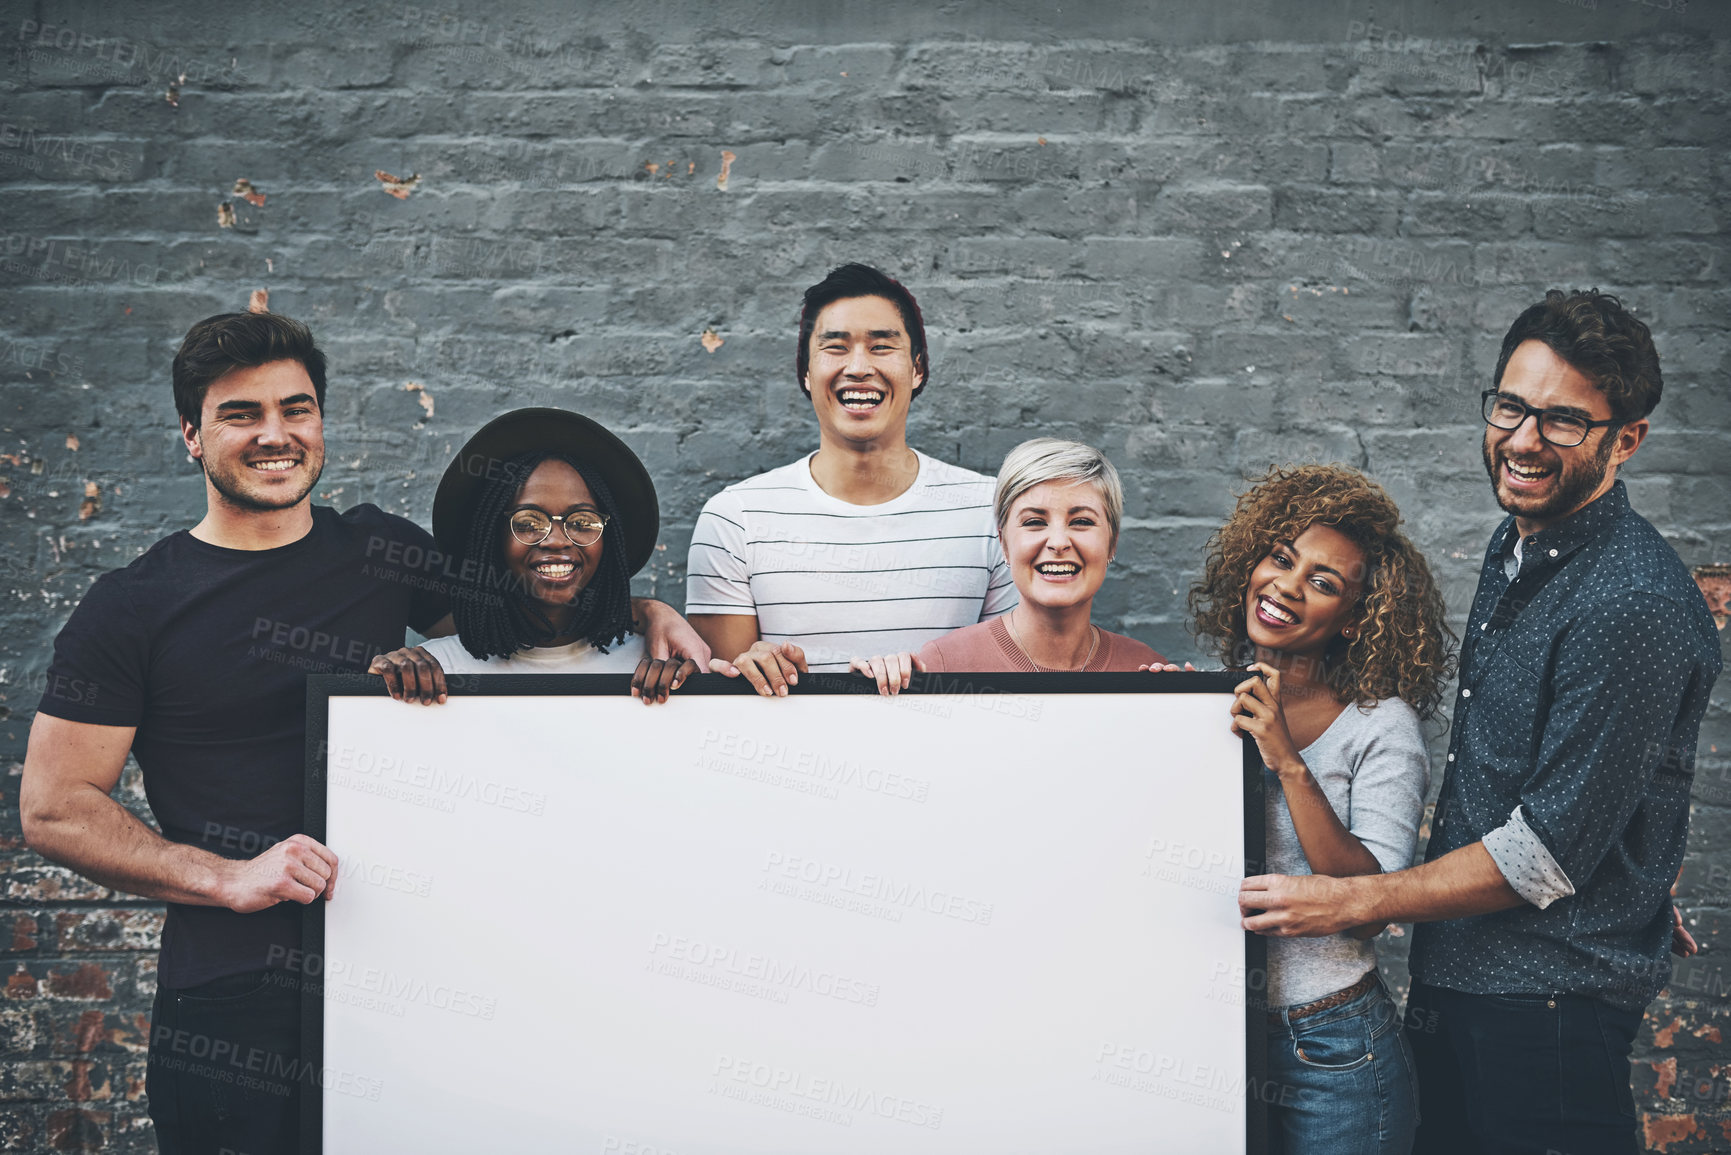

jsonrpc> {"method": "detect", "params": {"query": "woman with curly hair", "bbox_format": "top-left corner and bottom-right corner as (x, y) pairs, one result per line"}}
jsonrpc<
(1188, 463), (1454, 1155)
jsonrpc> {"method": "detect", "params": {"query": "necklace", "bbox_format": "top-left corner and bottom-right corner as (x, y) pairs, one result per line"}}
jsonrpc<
(1005, 614), (1099, 672)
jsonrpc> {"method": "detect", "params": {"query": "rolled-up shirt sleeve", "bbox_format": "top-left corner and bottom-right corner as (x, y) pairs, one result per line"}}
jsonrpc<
(1483, 805), (1575, 908)
(1502, 591), (1701, 897)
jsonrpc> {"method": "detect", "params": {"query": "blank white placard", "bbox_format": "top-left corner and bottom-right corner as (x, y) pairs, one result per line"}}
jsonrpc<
(315, 682), (1251, 1154)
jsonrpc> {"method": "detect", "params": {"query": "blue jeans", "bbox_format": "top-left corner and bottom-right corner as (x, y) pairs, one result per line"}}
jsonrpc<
(1266, 973), (1419, 1155)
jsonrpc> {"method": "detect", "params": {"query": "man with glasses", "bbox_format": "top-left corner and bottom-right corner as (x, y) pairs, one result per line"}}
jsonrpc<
(1238, 290), (1721, 1154)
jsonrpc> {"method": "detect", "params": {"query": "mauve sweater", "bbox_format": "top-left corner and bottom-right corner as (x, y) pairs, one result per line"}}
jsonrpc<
(915, 615), (1166, 673)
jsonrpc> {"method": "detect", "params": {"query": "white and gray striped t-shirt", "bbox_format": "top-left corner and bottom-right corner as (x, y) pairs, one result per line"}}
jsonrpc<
(685, 451), (1017, 672)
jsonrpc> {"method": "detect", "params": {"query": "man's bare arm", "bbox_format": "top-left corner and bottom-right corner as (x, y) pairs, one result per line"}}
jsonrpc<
(1361, 842), (1526, 923)
(20, 713), (337, 914)
(1240, 842), (1525, 938)
(689, 613), (760, 667)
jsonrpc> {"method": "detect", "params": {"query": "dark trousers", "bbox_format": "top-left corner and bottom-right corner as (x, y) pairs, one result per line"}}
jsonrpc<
(146, 968), (302, 1155)
(1406, 981), (1642, 1155)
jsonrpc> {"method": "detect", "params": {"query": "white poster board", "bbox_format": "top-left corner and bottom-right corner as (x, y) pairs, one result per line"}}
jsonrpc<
(306, 673), (1262, 1154)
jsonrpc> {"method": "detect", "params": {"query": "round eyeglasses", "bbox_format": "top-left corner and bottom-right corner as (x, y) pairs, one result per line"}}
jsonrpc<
(1481, 391), (1622, 449)
(506, 507), (609, 548)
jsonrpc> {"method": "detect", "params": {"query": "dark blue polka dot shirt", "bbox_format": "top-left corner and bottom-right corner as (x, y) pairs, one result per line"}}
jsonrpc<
(1410, 480), (1722, 1012)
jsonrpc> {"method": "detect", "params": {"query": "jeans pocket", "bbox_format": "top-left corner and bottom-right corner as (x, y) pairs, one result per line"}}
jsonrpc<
(1483, 991), (1554, 1012)
(158, 970), (301, 1135)
(1291, 1013), (1377, 1072)
(173, 970), (277, 1005)
(1365, 986), (1402, 1043)
(1583, 999), (1641, 1124)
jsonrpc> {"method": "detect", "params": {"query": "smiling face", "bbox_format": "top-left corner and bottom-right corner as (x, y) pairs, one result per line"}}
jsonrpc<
(1243, 524), (1367, 663)
(803, 295), (925, 450)
(502, 460), (603, 617)
(1001, 480), (1115, 614)
(1481, 339), (1644, 536)
(181, 359), (325, 513)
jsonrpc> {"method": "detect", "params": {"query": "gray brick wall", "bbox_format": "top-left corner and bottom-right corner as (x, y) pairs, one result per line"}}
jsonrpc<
(2, 1), (1727, 1148)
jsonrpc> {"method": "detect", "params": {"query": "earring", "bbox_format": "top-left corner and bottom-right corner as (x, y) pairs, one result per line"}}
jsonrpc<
(1342, 627), (1356, 639)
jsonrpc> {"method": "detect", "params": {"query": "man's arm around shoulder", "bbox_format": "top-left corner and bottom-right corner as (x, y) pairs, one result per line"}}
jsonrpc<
(21, 713), (337, 914)
(1241, 842), (1526, 937)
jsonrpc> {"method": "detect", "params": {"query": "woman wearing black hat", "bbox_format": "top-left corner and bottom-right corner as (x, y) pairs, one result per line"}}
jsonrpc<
(370, 408), (696, 702)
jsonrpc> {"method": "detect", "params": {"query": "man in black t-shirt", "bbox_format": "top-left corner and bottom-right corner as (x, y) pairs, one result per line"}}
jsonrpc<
(21, 313), (442, 1154)
(17, 313), (705, 1154)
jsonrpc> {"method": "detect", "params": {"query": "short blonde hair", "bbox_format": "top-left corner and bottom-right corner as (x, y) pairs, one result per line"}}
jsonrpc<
(994, 438), (1124, 545)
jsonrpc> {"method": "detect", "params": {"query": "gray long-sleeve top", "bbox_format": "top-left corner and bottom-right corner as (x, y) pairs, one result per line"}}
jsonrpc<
(1265, 696), (1430, 1008)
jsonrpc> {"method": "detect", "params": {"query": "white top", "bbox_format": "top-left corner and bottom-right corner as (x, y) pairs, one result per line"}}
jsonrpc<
(1264, 696), (1430, 1007)
(684, 450), (1017, 672)
(420, 632), (647, 674)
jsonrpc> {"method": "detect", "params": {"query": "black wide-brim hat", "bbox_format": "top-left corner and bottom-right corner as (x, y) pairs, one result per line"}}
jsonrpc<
(432, 407), (659, 577)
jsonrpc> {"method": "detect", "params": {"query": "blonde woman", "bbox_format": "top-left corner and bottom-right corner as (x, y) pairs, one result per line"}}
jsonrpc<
(850, 438), (1164, 690)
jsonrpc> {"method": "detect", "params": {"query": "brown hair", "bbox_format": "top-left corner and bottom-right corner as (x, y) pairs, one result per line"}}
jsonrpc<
(172, 312), (327, 429)
(1188, 464), (1456, 719)
(1494, 289), (1661, 423)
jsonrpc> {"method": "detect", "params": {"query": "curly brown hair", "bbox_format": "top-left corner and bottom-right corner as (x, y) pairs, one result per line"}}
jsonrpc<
(1188, 465), (1456, 719)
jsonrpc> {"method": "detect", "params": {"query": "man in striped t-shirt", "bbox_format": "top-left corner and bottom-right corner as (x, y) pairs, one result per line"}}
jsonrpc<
(687, 264), (1016, 690)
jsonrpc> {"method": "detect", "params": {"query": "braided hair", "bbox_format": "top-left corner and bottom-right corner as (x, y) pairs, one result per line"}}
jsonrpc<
(451, 450), (636, 660)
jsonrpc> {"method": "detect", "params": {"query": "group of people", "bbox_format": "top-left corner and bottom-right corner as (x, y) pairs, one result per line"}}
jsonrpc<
(18, 263), (1721, 1155)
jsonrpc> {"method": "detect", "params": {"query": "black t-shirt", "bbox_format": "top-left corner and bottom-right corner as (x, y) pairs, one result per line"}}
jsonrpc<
(38, 504), (449, 988)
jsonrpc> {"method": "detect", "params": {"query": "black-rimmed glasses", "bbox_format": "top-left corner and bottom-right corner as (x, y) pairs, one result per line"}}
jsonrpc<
(507, 507), (609, 547)
(1481, 391), (1621, 448)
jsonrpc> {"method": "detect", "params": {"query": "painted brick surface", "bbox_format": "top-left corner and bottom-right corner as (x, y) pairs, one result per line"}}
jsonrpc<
(1, 1), (1727, 1149)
